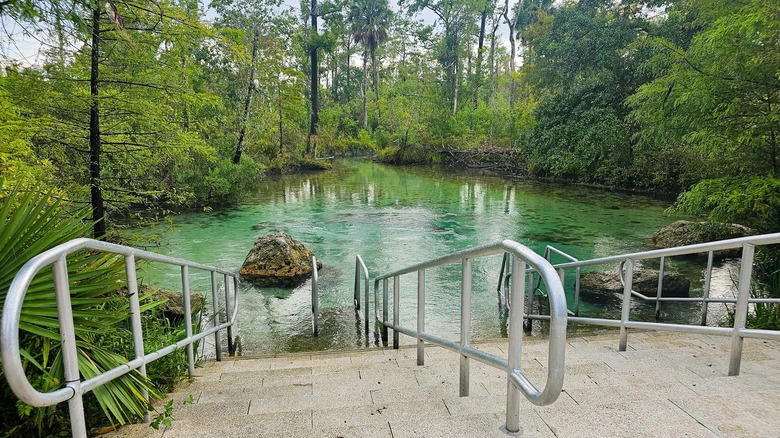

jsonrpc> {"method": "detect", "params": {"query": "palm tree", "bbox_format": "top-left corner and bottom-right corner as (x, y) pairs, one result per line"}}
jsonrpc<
(348, 0), (391, 129)
(0, 184), (155, 434)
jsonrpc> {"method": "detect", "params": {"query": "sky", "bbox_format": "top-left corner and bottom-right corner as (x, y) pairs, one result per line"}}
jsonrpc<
(1, 0), (506, 68)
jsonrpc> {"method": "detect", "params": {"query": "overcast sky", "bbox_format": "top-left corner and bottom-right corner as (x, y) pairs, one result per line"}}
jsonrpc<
(1, 0), (505, 67)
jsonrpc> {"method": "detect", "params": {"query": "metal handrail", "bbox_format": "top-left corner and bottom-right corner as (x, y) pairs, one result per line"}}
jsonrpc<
(539, 246), (581, 316)
(555, 233), (780, 269)
(368, 240), (567, 433)
(312, 256), (319, 335)
(354, 255), (370, 334)
(1, 238), (239, 438)
(532, 232), (780, 376)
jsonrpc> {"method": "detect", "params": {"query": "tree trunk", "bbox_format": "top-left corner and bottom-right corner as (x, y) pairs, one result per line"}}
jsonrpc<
(453, 57), (459, 115)
(361, 48), (368, 129)
(474, 6), (488, 109)
(345, 38), (352, 103)
(451, 27), (459, 116)
(503, 0), (516, 147)
(234, 26), (259, 164)
(488, 16), (500, 147)
(89, 4), (105, 239)
(182, 56), (189, 132)
(278, 72), (283, 157)
(489, 18), (498, 106)
(371, 47), (380, 123)
(309, 0), (319, 158)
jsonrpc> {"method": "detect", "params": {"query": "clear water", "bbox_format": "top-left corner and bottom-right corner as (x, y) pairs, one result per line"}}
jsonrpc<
(135, 160), (721, 355)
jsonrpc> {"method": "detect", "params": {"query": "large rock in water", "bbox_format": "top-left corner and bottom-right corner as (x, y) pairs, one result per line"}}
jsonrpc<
(239, 232), (322, 287)
(651, 220), (755, 259)
(581, 268), (690, 298)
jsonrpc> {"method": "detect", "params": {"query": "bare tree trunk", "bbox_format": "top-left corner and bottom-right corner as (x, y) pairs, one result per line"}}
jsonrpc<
(361, 48), (368, 129)
(453, 58), (459, 115)
(474, 6), (488, 109)
(309, 0), (319, 158)
(182, 57), (189, 131)
(234, 26), (259, 164)
(503, 0), (517, 147)
(452, 28), (459, 116)
(488, 15), (500, 148)
(371, 48), (380, 123)
(89, 4), (105, 238)
(278, 72), (283, 156)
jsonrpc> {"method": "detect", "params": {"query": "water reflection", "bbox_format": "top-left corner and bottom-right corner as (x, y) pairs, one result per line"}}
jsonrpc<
(137, 160), (692, 355)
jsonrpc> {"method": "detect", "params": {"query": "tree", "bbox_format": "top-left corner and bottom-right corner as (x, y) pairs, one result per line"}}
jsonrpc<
(310, 0), (320, 156)
(402, 0), (475, 115)
(630, 0), (780, 229)
(211, 0), (284, 163)
(349, 0), (391, 128)
(0, 184), (155, 433)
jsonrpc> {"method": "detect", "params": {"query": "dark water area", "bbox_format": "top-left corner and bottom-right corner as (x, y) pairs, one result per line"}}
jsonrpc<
(135, 160), (730, 356)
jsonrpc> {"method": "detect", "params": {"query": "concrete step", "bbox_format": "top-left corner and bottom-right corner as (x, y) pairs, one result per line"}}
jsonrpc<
(105, 331), (780, 437)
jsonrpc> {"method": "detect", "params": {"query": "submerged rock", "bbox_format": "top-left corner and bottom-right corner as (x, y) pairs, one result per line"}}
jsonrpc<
(581, 268), (690, 298)
(119, 285), (204, 324)
(151, 286), (205, 323)
(239, 232), (322, 287)
(651, 221), (755, 259)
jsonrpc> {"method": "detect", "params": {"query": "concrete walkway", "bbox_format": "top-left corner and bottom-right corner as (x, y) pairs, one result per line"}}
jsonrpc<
(107, 331), (780, 437)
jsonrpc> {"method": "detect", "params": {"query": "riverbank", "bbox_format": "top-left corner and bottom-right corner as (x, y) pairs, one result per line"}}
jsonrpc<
(375, 147), (681, 200)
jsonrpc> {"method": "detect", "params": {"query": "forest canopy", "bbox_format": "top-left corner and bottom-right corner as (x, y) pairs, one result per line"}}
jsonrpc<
(1, 0), (778, 234)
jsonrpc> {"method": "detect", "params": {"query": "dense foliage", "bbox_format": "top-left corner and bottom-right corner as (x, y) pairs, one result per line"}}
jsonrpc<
(0, 185), (199, 436)
(2, 0), (776, 233)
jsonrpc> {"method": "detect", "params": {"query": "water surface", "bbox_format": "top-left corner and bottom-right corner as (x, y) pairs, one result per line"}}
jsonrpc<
(137, 160), (716, 355)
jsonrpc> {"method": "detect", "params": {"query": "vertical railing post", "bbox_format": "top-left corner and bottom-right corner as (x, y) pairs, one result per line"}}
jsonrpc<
(729, 244), (755, 376)
(382, 278), (389, 343)
(210, 271), (222, 361)
(701, 251), (714, 326)
(574, 267), (581, 316)
(125, 255), (149, 422)
(505, 255), (526, 434)
(312, 256), (319, 335)
(393, 275), (400, 349)
(182, 266), (195, 375)
(364, 268), (370, 334)
(417, 269), (425, 366)
(460, 258), (472, 397)
(224, 274), (234, 355)
(354, 257), (361, 310)
(619, 259), (634, 352)
(655, 256), (665, 320)
(558, 267), (565, 292)
(52, 256), (87, 438)
(524, 270), (533, 332)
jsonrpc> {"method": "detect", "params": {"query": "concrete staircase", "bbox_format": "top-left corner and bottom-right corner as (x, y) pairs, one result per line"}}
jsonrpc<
(107, 331), (780, 438)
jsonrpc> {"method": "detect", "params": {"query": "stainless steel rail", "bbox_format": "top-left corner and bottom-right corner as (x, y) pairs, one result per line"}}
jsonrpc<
(532, 233), (780, 376)
(354, 255), (370, 334)
(367, 240), (567, 433)
(312, 256), (319, 335)
(1, 238), (239, 438)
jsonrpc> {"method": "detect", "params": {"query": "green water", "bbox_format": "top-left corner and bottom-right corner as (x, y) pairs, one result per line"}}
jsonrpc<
(137, 160), (698, 355)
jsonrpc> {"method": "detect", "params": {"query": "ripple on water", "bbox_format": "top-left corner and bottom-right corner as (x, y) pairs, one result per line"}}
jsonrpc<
(134, 160), (688, 355)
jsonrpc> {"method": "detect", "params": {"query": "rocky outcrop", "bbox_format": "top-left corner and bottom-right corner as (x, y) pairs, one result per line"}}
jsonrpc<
(119, 285), (204, 324)
(580, 268), (690, 298)
(651, 221), (755, 258)
(239, 232), (322, 287)
(151, 286), (205, 323)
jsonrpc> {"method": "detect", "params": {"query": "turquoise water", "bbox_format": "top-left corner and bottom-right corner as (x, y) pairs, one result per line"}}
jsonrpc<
(136, 160), (693, 355)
